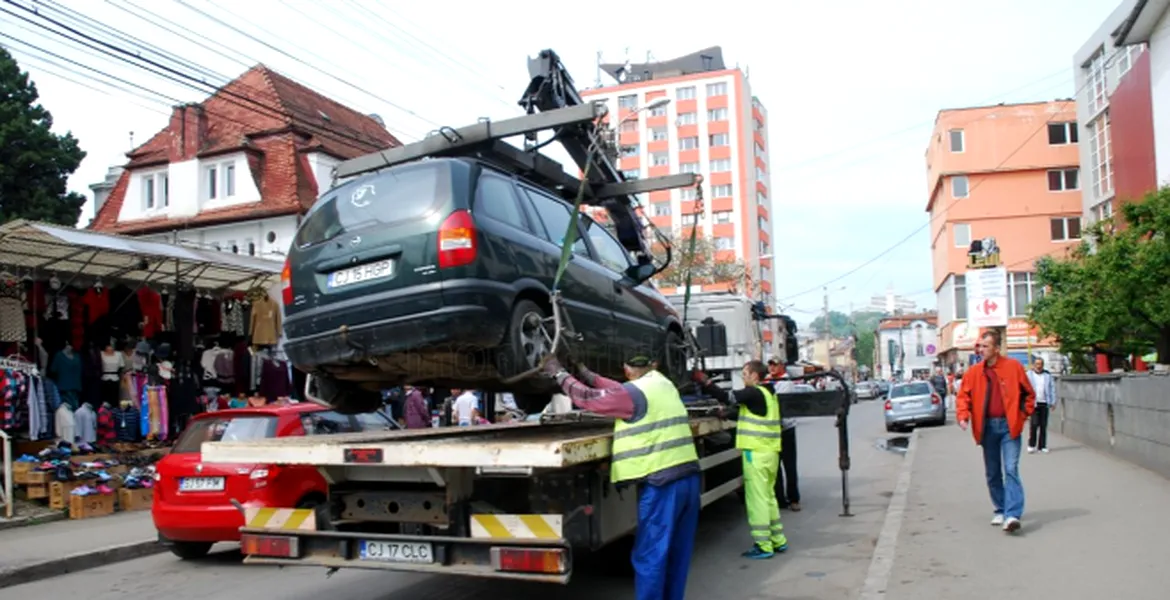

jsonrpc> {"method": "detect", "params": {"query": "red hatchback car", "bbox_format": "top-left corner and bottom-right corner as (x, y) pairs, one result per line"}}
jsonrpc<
(153, 402), (395, 559)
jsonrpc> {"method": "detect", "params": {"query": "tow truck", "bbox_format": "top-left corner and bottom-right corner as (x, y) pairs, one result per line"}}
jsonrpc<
(200, 49), (853, 584)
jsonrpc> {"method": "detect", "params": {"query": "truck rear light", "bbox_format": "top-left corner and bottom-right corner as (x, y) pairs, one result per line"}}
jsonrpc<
(490, 547), (567, 574)
(438, 209), (477, 269)
(281, 258), (293, 306)
(241, 533), (300, 558)
(884, 400), (892, 411)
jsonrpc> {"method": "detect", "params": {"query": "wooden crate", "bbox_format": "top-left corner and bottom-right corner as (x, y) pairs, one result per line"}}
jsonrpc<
(24, 471), (50, 485)
(117, 487), (154, 511)
(69, 493), (115, 519)
(12, 462), (32, 484)
(49, 480), (84, 510)
(25, 483), (49, 500)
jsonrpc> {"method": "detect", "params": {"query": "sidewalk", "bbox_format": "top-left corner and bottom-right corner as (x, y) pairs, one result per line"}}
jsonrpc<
(874, 424), (1170, 599)
(0, 510), (163, 589)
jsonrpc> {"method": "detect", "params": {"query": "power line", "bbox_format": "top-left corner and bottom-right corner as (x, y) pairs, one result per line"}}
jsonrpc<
(4, 44), (172, 117)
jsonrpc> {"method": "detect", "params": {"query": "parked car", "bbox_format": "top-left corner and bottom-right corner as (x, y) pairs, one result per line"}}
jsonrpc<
(281, 158), (687, 414)
(855, 381), (879, 400)
(153, 403), (395, 560)
(875, 381), (891, 398)
(883, 381), (946, 432)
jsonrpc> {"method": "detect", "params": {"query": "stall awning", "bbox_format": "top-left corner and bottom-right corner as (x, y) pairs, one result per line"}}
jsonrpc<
(0, 219), (281, 292)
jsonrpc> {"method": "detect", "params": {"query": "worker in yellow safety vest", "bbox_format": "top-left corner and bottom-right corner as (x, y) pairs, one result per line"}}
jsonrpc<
(543, 353), (701, 600)
(694, 359), (788, 558)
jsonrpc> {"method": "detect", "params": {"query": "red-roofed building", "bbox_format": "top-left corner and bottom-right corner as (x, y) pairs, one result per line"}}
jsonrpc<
(88, 65), (401, 259)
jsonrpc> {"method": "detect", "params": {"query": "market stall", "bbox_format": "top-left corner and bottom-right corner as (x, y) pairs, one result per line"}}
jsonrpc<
(0, 219), (290, 517)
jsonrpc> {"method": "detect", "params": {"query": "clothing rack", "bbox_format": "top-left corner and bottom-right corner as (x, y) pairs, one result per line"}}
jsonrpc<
(0, 356), (37, 375)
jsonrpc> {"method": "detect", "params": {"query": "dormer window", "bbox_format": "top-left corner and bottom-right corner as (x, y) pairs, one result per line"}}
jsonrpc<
(141, 171), (168, 211)
(205, 160), (237, 200)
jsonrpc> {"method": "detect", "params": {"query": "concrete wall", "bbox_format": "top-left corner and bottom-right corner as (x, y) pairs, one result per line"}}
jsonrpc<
(1057, 373), (1170, 480)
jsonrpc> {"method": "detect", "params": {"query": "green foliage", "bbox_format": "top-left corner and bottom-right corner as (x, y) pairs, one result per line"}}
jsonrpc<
(1030, 186), (1170, 363)
(809, 310), (886, 369)
(652, 229), (747, 288)
(0, 48), (87, 226)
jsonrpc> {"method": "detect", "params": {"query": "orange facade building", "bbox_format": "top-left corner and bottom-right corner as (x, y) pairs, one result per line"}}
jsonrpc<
(925, 101), (1084, 366)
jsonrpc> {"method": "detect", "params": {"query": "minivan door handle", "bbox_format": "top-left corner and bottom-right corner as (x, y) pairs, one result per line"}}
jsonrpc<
(316, 244), (403, 273)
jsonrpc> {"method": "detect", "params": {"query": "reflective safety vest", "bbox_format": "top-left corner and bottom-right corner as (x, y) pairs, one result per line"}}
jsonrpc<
(736, 385), (782, 453)
(610, 370), (700, 484)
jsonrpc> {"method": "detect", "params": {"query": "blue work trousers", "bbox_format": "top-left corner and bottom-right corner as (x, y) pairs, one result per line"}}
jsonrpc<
(632, 472), (701, 600)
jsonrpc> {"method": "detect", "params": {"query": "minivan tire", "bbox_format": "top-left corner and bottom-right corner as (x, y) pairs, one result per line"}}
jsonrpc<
(659, 328), (688, 386)
(317, 375), (383, 415)
(498, 299), (552, 380)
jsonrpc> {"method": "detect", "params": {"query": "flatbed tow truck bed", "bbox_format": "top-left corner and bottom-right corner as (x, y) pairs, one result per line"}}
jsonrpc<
(200, 413), (743, 583)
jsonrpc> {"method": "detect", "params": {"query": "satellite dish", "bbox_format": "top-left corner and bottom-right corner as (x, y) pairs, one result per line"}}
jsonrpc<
(368, 113), (386, 127)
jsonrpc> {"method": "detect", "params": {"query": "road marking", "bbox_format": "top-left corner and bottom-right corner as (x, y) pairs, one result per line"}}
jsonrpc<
(470, 514), (563, 539)
(858, 428), (919, 600)
(244, 507), (317, 531)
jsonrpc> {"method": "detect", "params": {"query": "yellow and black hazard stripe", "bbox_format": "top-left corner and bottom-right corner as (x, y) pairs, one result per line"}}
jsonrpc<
(244, 507), (317, 531)
(469, 514), (563, 540)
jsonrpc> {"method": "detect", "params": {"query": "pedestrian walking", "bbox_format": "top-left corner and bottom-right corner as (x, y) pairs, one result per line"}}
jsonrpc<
(402, 385), (431, 429)
(542, 354), (701, 600)
(956, 330), (1036, 533)
(695, 360), (788, 559)
(1026, 358), (1056, 453)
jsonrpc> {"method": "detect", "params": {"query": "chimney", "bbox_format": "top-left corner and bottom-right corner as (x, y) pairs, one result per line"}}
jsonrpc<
(168, 104), (208, 161)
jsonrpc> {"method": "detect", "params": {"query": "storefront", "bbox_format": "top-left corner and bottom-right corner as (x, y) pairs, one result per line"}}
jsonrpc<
(0, 220), (291, 517)
(938, 318), (1061, 371)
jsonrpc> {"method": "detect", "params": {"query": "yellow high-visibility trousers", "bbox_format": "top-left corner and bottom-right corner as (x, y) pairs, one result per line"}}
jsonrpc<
(742, 450), (787, 552)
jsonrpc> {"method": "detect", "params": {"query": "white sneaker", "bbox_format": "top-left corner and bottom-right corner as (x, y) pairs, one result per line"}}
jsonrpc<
(990, 514), (1005, 526)
(1041, 449), (1049, 454)
(1027, 447), (1036, 454)
(1003, 517), (1021, 533)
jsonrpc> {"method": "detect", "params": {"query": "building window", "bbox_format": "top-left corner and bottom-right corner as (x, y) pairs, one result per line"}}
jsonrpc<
(207, 166), (218, 199)
(949, 129), (964, 152)
(1047, 168), (1079, 191)
(677, 112), (697, 125)
(679, 136), (699, 151)
(712, 184), (733, 197)
(246, 239), (256, 256)
(758, 216), (767, 231)
(142, 175), (155, 209)
(714, 236), (734, 250)
(620, 145), (639, 157)
(650, 152), (670, 166)
(714, 210), (732, 223)
(620, 120), (638, 132)
(160, 174), (169, 207)
(754, 141), (765, 156)
(951, 175), (969, 198)
(680, 162), (700, 174)
(706, 82), (727, 97)
(679, 187), (698, 201)
(622, 169), (640, 180)
(954, 274), (968, 320)
(682, 213), (700, 226)
(1117, 44), (1145, 77)
(1047, 122), (1079, 145)
(707, 108), (728, 121)
(756, 190), (767, 206)
(650, 127), (668, 141)
(225, 164), (236, 197)
(1094, 200), (1113, 221)
(755, 166), (765, 180)
(954, 223), (971, 247)
(709, 133), (729, 147)
(652, 202), (671, 217)
(1086, 48), (1107, 116)
(676, 86), (696, 100)
(1008, 271), (1042, 317)
(618, 95), (637, 109)
(1089, 116), (1113, 199)
(915, 325), (925, 357)
(709, 158), (731, 172)
(649, 104), (667, 117)
(1050, 217), (1082, 242)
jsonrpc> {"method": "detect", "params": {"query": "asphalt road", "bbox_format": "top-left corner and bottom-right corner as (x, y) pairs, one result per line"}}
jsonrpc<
(4, 401), (903, 600)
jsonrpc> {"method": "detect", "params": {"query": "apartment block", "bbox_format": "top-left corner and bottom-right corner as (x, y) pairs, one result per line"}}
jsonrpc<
(925, 101), (1083, 366)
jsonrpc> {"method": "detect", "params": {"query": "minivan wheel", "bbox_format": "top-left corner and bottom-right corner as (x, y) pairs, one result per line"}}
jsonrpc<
(316, 376), (383, 415)
(659, 329), (689, 385)
(498, 300), (552, 379)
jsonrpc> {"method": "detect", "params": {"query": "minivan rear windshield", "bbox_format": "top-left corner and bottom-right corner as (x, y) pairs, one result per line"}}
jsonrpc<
(294, 161), (451, 248)
(172, 416), (278, 454)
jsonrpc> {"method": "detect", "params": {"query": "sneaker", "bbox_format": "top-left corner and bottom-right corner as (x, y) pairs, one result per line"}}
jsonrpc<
(773, 543), (789, 554)
(990, 514), (1005, 526)
(789, 502), (802, 512)
(1041, 449), (1049, 454)
(1027, 447), (1036, 454)
(1003, 517), (1021, 533)
(742, 545), (774, 560)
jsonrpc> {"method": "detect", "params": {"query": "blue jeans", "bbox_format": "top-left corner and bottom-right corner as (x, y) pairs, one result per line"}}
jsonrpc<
(982, 417), (1025, 519)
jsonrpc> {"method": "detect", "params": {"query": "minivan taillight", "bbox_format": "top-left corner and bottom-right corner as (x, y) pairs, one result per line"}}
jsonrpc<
(438, 209), (477, 269)
(281, 258), (293, 306)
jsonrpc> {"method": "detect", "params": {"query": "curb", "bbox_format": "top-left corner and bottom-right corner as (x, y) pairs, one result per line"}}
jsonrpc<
(0, 512), (68, 532)
(0, 539), (166, 590)
(858, 428), (920, 600)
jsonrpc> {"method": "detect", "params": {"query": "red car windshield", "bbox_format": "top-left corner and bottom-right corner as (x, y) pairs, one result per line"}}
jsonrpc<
(172, 416), (278, 454)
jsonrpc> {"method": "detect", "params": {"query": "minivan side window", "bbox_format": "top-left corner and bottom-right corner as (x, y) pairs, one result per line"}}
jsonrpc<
(519, 189), (589, 257)
(585, 221), (632, 273)
(475, 173), (526, 229)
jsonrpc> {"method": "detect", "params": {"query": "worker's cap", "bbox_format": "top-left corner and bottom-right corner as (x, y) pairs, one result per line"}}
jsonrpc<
(624, 355), (653, 368)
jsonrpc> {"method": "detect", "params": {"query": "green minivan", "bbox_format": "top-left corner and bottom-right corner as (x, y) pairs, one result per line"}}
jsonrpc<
(282, 158), (687, 414)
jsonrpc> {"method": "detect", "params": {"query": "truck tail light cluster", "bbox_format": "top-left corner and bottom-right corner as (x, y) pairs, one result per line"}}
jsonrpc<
(241, 533), (300, 558)
(490, 547), (567, 575)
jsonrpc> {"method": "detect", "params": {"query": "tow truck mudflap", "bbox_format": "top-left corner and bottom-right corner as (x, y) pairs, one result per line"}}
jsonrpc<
(238, 527), (573, 584)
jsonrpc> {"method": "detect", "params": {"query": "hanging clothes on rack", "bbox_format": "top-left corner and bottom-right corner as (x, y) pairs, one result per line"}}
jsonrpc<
(48, 345), (82, 409)
(74, 402), (97, 444)
(27, 373), (48, 440)
(140, 385), (169, 440)
(55, 403), (75, 445)
(249, 293), (282, 346)
(112, 401), (141, 442)
(97, 401), (116, 444)
(138, 287), (164, 339)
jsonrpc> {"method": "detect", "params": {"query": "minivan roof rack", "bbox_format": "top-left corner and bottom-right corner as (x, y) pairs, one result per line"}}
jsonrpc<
(333, 49), (698, 264)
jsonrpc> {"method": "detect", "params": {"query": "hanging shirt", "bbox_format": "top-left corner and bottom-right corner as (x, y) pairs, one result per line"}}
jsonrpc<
(100, 351), (124, 382)
(74, 403), (97, 443)
(49, 350), (82, 392)
(138, 287), (164, 338)
(97, 404), (116, 443)
(112, 405), (141, 442)
(55, 404), (76, 444)
(249, 296), (282, 346)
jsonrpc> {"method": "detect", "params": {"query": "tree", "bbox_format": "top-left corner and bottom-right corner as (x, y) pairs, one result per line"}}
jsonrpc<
(809, 310), (885, 369)
(651, 228), (748, 289)
(0, 48), (87, 226)
(1030, 186), (1170, 364)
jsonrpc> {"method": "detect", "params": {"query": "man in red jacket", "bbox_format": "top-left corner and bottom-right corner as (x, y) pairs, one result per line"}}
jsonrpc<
(957, 329), (1036, 533)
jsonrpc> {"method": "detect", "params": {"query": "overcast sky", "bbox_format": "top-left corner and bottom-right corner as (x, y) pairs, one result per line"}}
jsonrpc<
(1, 0), (1121, 325)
